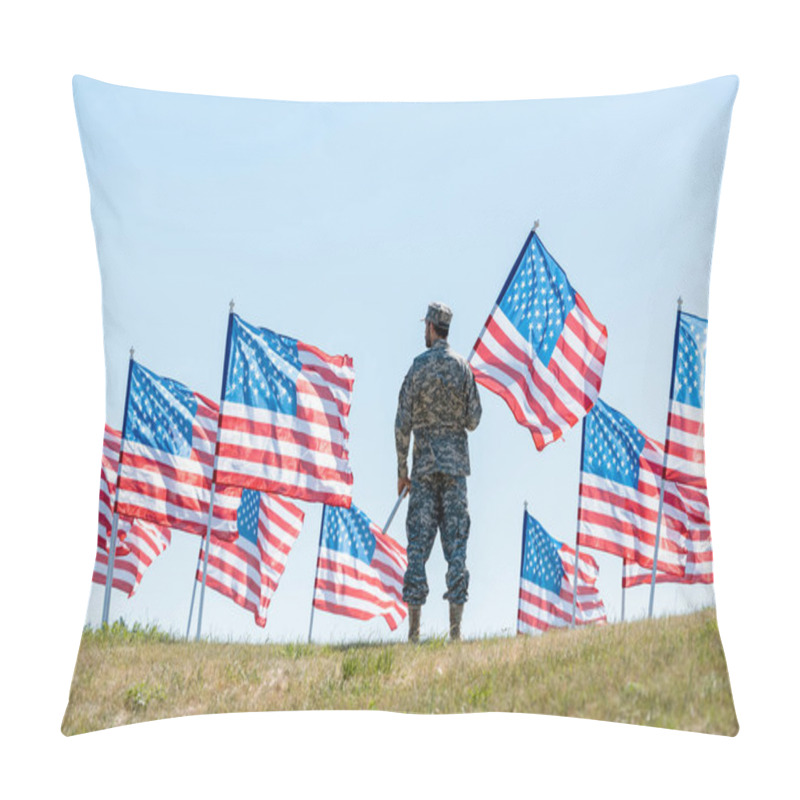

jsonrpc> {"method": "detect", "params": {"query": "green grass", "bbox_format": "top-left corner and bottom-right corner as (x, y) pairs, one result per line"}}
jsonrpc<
(62, 608), (737, 736)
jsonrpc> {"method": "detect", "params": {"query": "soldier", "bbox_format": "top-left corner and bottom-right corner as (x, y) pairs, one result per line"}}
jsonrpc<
(395, 301), (482, 643)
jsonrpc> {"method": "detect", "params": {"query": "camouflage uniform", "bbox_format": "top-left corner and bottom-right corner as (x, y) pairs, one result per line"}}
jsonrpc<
(395, 303), (482, 606)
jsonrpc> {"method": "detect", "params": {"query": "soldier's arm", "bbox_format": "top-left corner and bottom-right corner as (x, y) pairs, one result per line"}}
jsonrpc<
(395, 369), (414, 481)
(465, 368), (482, 431)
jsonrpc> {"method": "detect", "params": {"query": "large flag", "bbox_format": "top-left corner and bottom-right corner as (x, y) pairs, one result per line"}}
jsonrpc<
(93, 514), (172, 597)
(114, 362), (237, 540)
(469, 231), (607, 450)
(216, 314), (354, 507)
(517, 511), (607, 634)
(197, 488), (305, 627)
(577, 399), (687, 576)
(312, 503), (407, 631)
(664, 311), (708, 489)
(623, 482), (713, 587)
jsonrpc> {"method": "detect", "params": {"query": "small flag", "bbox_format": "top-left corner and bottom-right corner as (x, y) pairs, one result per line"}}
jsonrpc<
(93, 517), (172, 597)
(577, 399), (687, 576)
(665, 311), (708, 489)
(197, 488), (305, 627)
(469, 231), (607, 450)
(115, 362), (230, 538)
(517, 511), (607, 634)
(216, 314), (355, 507)
(623, 482), (713, 587)
(313, 503), (407, 631)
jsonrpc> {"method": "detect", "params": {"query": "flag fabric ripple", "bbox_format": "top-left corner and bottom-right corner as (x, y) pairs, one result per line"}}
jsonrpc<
(577, 399), (688, 576)
(197, 488), (305, 627)
(664, 311), (708, 489)
(313, 503), (407, 631)
(517, 511), (607, 634)
(469, 231), (607, 450)
(115, 362), (222, 537)
(217, 314), (354, 507)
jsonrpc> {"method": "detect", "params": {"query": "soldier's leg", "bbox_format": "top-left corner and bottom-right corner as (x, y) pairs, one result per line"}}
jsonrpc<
(403, 476), (439, 607)
(439, 475), (470, 605)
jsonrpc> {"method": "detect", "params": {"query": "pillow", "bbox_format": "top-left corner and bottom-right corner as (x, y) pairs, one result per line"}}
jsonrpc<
(64, 74), (738, 736)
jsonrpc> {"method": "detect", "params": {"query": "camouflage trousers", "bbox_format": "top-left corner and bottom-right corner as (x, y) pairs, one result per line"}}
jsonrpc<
(403, 473), (470, 606)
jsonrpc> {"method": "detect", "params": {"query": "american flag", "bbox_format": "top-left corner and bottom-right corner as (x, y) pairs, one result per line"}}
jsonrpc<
(623, 482), (713, 587)
(196, 488), (305, 627)
(93, 519), (172, 597)
(313, 503), (407, 631)
(94, 424), (172, 596)
(664, 311), (708, 489)
(115, 362), (238, 540)
(469, 231), (607, 450)
(517, 511), (607, 634)
(577, 399), (687, 576)
(216, 314), (354, 507)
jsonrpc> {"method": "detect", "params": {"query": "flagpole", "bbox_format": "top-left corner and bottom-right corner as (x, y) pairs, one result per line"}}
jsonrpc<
(648, 297), (683, 618)
(195, 300), (236, 641)
(571, 415), (588, 628)
(307, 506), (327, 644)
(517, 501), (529, 635)
(620, 565), (626, 622)
(381, 485), (409, 535)
(185, 540), (204, 639)
(102, 347), (135, 626)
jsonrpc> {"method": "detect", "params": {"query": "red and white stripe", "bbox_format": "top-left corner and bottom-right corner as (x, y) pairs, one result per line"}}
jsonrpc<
(116, 394), (221, 536)
(469, 292), (607, 451)
(664, 399), (706, 489)
(197, 492), (305, 627)
(578, 434), (688, 576)
(217, 341), (355, 507)
(518, 544), (607, 634)
(313, 522), (408, 631)
(93, 517), (172, 597)
(623, 483), (713, 587)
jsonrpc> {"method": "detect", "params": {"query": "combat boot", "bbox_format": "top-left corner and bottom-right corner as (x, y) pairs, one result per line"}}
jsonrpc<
(449, 602), (464, 642)
(408, 605), (421, 643)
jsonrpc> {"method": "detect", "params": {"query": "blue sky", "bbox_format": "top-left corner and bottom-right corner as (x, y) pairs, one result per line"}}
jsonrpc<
(74, 74), (737, 642)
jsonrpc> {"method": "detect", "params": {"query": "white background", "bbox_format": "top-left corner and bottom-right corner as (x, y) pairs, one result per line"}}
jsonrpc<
(1, 1), (796, 797)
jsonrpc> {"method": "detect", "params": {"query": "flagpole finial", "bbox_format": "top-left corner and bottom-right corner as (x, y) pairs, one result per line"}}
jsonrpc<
(524, 500), (528, 511)
(532, 219), (540, 233)
(129, 346), (135, 361)
(229, 299), (235, 314)
(677, 296), (683, 309)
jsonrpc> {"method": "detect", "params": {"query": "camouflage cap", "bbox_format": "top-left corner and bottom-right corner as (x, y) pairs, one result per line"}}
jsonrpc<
(423, 302), (453, 329)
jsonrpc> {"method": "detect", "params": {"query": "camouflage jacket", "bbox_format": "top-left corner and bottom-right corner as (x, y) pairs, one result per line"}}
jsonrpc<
(395, 340), (482, 480)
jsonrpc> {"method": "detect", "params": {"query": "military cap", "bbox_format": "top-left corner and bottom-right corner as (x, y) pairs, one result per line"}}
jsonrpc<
(423, 301), (453, 329)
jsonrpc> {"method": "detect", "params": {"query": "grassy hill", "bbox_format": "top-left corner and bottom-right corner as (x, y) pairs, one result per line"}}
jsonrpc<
(62, 607), (737, 736)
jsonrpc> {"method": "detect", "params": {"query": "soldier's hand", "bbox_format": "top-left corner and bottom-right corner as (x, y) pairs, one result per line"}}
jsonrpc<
(398, 477), (412, 497)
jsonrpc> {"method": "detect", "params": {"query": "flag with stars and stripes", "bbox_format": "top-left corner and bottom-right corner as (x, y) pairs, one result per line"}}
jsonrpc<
(93, 516), (172, 598)
(312, 503), (407, 631)
(197, 488), (305, 627)
(469, 231), (607, 450)
(517, 511), (607, 634)
(664, 311), (708, 489)
(216, 314), (355, 507)
(94, 423), (173, 596)
(623, 482), (713, 587)
(115, 362), (225, 537)
(577, 399), (688, 576)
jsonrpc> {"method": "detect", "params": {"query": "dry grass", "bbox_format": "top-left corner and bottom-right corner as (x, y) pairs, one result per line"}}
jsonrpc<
(62, 608), (737, 736)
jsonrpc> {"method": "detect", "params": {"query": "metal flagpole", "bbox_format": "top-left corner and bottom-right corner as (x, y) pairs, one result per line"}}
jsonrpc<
(102, 348), (135, 626)
(307, 506), (328, 644)
(518, 502), (529, 635)
(195, 300), (236, 641)
(381, 485), (409, 535)
(571, 416), (588, 628)
(648, 297), (683, 618)
(621, 567), (626, 622)
(185, 540), (204, 639)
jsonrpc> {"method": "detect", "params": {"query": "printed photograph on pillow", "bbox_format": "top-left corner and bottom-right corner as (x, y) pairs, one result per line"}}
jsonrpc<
(63, 74), (738, 735)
